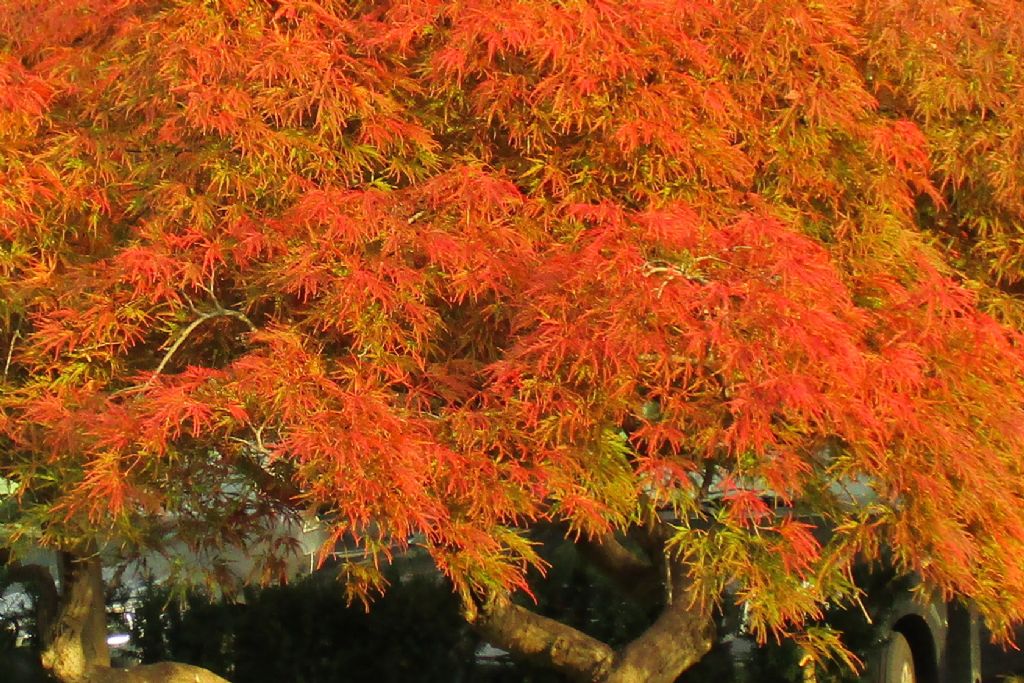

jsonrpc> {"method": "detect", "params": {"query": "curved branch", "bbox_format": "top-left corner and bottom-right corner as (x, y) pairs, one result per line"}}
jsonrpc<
(228, 438), (301, 504)
(93, 661), (231, 682)
(217, 307), (257, 333)
(144, 306), (256, 388)
(471, 571), (713, 683)
(0, 559), (60, 634)
(608, 576), (713, 683)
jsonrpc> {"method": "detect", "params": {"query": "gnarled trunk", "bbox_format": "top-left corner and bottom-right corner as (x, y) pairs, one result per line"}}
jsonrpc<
(40, 551), (110, 680)
(469, 523), (715, 683)
(472, 588), (713, 683)
(6, 549), (231, 683)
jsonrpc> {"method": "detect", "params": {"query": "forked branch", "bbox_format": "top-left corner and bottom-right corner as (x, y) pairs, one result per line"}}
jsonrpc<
(470, 545), (713, 683)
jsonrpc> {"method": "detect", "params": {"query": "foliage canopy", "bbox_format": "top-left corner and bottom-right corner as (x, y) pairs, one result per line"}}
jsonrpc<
(2, 0), (1024, 676)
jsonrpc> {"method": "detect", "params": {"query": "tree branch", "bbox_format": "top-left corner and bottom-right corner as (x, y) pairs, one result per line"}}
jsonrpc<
(583, 533), (654, 577)
(144, 306), (256, 388)
(607, 565), (714, 683)
(228, 437), (301, 505)
(628, 499), (673, 560)
(0, 553), (60, 635)
(3, 326), (19, 384)
(469, 599), (614, 683)
(697, 458), (717, 504)
(471, 562), (713, 683)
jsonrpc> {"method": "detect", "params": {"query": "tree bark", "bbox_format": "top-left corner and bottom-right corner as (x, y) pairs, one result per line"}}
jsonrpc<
(472, 599), (615, 682)
(576, 532), (660, 602)
(469, 517), (714, 683)
(23, 550), (231, 683)
(601, 575), (713, 683)
(470, 565), (712, 682)
(79, 662), (233, 683)
(41, 552), (111, 680)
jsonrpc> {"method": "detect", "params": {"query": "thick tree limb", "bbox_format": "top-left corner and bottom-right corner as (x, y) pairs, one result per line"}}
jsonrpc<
(604, 559), (714, 683)
(580, 533), (654, 579)
(471, 519), (715, 683)
(84, 662), (230, 682)
(470, 599), (615, 682)
(22, 549), (231, 683)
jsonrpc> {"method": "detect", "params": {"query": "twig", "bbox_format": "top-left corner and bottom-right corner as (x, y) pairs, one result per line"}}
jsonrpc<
(3, 327), (19, 384)
(697, 459), (717, 504)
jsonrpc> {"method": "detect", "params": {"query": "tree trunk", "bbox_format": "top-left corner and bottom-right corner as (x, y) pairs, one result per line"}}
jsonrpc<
(470, 562), (713, 683)
(472, 600), (615, 681)
(472, 593), (712, 683)
(469, 518), (715, 683)
(31, 550), (230, 683)
(40, 551), (109, 680)
(600, 590), (713, 683)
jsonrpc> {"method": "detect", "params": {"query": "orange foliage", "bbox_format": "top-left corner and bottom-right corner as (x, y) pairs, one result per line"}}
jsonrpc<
(2, 0), (1024, 646)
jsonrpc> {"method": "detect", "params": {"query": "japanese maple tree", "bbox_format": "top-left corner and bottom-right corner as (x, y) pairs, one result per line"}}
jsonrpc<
(3, 1), (1024, 682)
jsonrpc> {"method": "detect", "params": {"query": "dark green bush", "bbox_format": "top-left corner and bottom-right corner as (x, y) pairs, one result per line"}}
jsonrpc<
(133, 560), (477, 683)
(131, 545), (906, 683)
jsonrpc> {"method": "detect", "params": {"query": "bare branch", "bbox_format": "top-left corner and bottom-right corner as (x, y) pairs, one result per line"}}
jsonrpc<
(470, 598), (614, 682)
(3, 326), (19, 384)
(697, 458), (717, 505)
(227, 436), (301, 505)
(144, 305), (256, 388)
(582, 532), (654, 578)
(216, 307), (257, 332)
